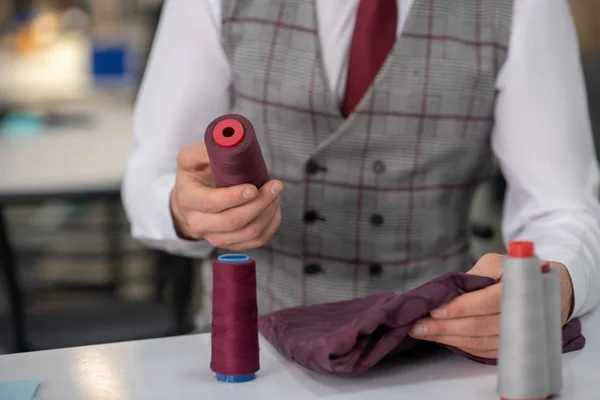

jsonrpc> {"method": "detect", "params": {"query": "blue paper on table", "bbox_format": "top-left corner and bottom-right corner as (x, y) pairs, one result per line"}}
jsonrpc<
(0, 380), (40, 400)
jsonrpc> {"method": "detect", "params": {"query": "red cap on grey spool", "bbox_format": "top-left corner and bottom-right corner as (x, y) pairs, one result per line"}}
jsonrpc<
(508, 241), (534, 258)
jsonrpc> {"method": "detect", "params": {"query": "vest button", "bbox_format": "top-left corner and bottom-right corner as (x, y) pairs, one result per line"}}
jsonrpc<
(305, 159), (326, 175)
(304, 210), (323, 223)
(372, 160), (386, 175)
(470, 222), (494, 239)
(370, 214), (384, 227)
(369, 263), (383, 277)
(304, 263), (323, 275)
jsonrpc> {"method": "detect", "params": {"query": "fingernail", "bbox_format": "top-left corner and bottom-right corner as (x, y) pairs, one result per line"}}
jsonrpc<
(410, 322), (428, 337)
(431, 307), (446, 318)
(243, 188), (256, 200)
(271, 182), (283, 196)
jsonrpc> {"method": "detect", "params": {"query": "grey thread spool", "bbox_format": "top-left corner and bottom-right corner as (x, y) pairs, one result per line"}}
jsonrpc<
(542, 266), (563, 397)
(498, 241), (550, 400)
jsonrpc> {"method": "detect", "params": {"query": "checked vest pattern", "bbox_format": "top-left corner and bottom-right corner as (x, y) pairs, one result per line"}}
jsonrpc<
(203, 0), (514, 316)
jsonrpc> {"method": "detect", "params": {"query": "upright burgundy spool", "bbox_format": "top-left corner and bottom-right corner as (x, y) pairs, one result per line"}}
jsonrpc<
(204, 114), (270, 189)
(210, 254), (260, 383)
(204, 114), (268, 383)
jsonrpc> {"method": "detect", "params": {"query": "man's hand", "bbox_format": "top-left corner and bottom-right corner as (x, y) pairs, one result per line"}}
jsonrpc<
(408, 253), (574, 359)
(170, 142), (283, 251)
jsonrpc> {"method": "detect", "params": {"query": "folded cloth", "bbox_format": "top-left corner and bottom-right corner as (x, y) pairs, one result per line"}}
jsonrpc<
(259, 273), (585, 376)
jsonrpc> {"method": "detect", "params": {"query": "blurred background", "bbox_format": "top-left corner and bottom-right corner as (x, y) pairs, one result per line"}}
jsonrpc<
(0, 0), (200, 354)
(0, 0), (597, 355)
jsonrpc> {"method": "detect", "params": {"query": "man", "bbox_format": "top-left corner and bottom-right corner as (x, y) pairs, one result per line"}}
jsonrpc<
(122, 0), (600, 360)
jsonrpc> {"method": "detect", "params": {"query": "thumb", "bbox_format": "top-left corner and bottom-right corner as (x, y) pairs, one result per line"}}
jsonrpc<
(467, 253), (504, 280)
(177, 142), (214, 186)
(177, 142), (210, 171)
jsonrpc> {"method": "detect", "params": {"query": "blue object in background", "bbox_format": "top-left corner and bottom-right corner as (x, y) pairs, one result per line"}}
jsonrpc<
(9, 11), (33, 30)
(0, 380), (40, 400)
(91, 41), (133, 90)
(91, 42), (127, 78)
(12, 11), (32, 24)
(0, 114), (45, 138)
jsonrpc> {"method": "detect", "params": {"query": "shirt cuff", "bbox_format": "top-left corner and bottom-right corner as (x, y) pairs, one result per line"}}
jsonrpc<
(130, 174), (215, 259)
(534, 245), (586, 320)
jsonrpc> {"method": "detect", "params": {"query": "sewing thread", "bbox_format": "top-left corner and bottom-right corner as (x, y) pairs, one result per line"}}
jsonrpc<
(204, 114), (269, 382)
(204, 114), (271, 189)
(498, 241), (550, 400)
(542, 268), (563, 397)
(210, 255), (260, 382)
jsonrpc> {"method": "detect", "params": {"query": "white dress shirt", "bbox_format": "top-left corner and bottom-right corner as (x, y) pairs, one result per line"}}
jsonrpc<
(122, 0), (600, 319)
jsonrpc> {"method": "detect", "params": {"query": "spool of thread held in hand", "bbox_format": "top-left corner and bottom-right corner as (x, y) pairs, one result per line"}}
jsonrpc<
(204, 114), (268, 383)
(204, 114), (270, 189)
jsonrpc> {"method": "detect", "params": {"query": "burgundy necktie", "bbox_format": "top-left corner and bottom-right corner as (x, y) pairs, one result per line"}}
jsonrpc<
(342, 0), (398, 116)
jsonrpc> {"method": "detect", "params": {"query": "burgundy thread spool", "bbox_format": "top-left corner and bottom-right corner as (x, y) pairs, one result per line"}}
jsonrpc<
(204, 114), (270, 189)
(210, 254), (260, 383)
(204, 114), (270, 383)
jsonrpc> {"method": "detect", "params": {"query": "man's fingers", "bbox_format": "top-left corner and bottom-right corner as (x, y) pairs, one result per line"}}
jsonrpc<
(173, 142), (284, 241)
(210, 180), (282, 230)
(178, 181), (259, 214)
(204, 201), (279, 248)
(184, 180), (283, 236)
(418, 334), (499, 352)
(177, 142), (214, 187)
(430, 283), (502, 319)
(226, 206), (281, 251)
(409, 315), (499, 337)
(467, 253), (504, 280)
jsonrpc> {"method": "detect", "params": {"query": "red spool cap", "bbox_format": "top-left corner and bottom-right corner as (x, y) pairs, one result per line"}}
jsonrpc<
(213, 119), (245, 148)
(508, 241), (534, 258)
(541, 260), (551, 274)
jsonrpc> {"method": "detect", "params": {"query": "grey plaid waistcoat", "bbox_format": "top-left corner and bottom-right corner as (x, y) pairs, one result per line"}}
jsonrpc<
(206, 0), (514, 315)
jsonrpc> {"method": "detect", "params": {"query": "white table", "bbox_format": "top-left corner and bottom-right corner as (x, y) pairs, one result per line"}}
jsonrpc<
(0, 99), (132, 200)
(0, 307), (598, 400)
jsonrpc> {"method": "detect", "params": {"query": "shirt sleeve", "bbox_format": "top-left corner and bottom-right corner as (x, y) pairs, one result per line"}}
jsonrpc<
(492, 0), (600, 318)
(121, 0), (227, 258)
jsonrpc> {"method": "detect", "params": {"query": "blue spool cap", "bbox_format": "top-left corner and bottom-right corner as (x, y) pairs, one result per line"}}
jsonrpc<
(215, 373), (256, 383)
(217, 254), (250, 263)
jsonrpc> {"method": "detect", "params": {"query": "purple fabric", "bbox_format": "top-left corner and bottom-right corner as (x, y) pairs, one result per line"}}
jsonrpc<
(259, 273), (585, 376)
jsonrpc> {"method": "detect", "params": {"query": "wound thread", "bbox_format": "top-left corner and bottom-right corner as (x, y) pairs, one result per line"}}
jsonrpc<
(210, 255), (260, 382)
(204, 114), (268, 383)
(542, 268), (563, 397)
(498, 241), (551, 399)
(204, 114), (270, 189)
